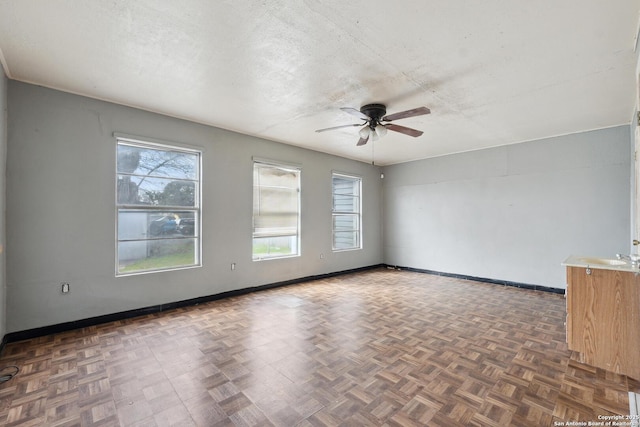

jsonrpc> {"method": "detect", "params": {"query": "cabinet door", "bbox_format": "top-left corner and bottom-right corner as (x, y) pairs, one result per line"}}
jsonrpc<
(567, 266), (640, 379)
(566, 266), (592, 355)
(565, 280), (571, 348)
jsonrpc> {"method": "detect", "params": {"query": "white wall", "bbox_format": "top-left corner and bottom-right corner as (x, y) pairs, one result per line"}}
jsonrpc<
(631, 112), (638, 252)
(0, 66), (6, 339)
(633, 48), (640, 252)
(382, 126), (631, 289)
(6, 82), (383, 332)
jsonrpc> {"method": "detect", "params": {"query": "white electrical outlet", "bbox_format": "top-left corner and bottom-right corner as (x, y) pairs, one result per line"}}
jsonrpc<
(231, 263), (236, 271)
(61, 283), (70, 293)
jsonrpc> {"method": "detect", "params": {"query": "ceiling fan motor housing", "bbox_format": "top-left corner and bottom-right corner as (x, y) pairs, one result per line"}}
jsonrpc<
(360, 103), (386, 127)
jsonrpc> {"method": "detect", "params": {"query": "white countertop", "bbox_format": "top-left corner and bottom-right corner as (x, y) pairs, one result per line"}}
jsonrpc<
(562, 255), (640, 272)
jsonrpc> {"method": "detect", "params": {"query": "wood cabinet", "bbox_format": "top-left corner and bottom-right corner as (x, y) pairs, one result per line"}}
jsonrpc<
(566, 266), (640, 379)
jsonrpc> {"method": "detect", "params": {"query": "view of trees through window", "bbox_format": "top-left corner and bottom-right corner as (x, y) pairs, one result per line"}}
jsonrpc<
(116, 139), (201, 274)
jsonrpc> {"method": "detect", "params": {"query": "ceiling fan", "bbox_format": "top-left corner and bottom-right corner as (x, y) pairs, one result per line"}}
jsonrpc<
(315, 103), (431, 146)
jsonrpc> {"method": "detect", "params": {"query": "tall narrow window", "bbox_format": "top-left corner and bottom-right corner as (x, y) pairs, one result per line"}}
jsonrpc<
(332, 173), (362, 251)
(116, 137), (201, 275)
(253, 161), (301, 260)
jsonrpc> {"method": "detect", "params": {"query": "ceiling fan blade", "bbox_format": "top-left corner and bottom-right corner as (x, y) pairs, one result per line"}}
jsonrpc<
(382, 106), (430, 122)
(341, 107), (372, 121)
(356, 135), (369, 146)
(386, 124), (424, 137)
(315, 123), (363, 133)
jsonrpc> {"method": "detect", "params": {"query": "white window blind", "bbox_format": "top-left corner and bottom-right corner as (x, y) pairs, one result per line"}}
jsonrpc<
(252, 161), (301, 260)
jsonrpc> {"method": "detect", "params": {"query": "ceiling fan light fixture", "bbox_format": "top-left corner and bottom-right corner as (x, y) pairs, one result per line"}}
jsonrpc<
(359, 126), (371, 139)
(375, 124), (387, 138)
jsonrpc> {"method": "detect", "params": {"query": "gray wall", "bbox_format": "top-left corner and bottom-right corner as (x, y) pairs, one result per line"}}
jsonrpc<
(6, 82), (383, 332)
(0, 66), (6, 339)
(382, 126), (631, 289)
(4, 78), (633, 332)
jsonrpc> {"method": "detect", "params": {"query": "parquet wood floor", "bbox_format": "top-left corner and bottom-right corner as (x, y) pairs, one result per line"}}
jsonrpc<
(0, 268), (638, 426)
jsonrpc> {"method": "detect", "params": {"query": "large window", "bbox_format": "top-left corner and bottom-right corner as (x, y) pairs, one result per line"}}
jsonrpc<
(253, 160), (301, 260)
(116, 137), (201, 275)
(332, 173), (362, 251)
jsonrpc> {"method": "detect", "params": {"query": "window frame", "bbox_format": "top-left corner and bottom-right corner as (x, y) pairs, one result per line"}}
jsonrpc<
(332, 172), (362, 251)
(252, 159), (301, 261)
(115, 136), (202, 276)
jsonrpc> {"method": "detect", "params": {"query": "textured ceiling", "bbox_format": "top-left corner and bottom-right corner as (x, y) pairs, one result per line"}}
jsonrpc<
(0, 1), (639, 165)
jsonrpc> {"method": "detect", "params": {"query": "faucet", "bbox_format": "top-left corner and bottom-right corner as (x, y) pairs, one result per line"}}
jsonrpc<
(617, 253), (639, 266)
